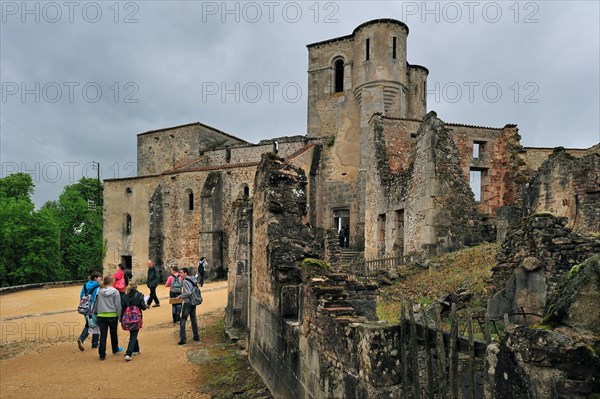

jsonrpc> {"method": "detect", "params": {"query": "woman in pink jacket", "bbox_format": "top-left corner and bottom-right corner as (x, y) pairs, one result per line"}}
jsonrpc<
(113, 264), (127, 295)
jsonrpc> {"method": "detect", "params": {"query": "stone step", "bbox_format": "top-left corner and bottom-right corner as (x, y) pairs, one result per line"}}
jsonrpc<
(321, 300), (350, 308)
(322, 306), (355, 316)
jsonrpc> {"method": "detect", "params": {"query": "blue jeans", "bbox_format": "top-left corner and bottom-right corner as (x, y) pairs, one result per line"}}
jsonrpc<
(126, 329), (140, 356)
(179, 303), (198, 342)
(97, 316), (119, 358)
(170, 291), (182, 320)
(78, 315), (99, 347)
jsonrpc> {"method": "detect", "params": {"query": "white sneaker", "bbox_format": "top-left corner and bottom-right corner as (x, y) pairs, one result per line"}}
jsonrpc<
(133, 351), (141, 356)
(124, 355), (132, 361)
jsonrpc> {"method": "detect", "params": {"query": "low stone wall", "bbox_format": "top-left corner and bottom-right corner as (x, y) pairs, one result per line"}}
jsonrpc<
(0, 280), (86, 295)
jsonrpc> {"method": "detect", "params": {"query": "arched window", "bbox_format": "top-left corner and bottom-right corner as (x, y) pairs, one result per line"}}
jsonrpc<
(334, 59), (344, 93)
(188, 192), (194, 210)
(184, 188), (194, 211)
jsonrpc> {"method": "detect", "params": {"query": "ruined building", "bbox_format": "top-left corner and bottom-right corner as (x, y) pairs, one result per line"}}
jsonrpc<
(103, 18), (597, 278)
(103, 18), (599, 398)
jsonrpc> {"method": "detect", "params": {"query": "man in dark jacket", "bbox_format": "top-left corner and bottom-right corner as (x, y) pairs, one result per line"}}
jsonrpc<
(146, 260), (161, 307)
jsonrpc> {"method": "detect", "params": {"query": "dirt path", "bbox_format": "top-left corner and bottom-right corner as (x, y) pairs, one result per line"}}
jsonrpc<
(0, 282), (228, 399)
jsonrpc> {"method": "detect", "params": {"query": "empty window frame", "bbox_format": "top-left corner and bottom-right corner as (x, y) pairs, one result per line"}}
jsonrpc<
(470, 169), (483, 202)
(334, 59), (344, 93)
(377, 213), (386, 242)
(473, 141), (486, 160)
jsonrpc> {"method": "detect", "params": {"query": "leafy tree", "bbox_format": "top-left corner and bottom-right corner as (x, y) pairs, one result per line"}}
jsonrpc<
(0, 172), (34, 200)
(0, 173), (63, 286)
(0, 174), (102, 286)
(45, 178), (104, 279)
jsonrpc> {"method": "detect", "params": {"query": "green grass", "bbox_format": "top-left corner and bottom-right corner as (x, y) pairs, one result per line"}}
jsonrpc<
(377, 243), (499, 327)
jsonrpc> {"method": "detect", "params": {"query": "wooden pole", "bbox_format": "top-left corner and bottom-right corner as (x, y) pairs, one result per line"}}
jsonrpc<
(408, 300), (420, 399)
(468, 313), (476, 399)
(421, 307), (434, 399)
(435, 304), (447, 399)
(401, 301), (408, 389)
(449, 303), (458, 399)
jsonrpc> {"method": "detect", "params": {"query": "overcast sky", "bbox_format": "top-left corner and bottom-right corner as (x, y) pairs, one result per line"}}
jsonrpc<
(1, 1), (599, 207)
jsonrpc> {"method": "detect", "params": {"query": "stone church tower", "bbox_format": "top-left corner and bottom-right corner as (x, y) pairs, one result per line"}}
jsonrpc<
(306, 19), (428, 248)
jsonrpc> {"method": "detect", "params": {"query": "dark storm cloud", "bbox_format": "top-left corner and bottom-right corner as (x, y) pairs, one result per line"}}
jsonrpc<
(1, 1), (598, 207)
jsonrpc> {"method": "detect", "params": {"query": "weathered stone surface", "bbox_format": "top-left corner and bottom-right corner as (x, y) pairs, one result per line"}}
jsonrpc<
(521, 256), (543, 271)
(544, 254), (600, 334)
(524, 147), (600, 235)
(486, 325), (600, 399)
(487, 214), (600, 324)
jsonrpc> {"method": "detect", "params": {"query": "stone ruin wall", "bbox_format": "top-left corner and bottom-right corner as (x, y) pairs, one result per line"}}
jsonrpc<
(522, 143), (600, 171)
(448, 123), (524, 216)
(363, 116), (416, 259)
(246, 153), (408, 398)
(243, 154), (496, 399)
(524, 148), (600, 235)
(365, 112), (493, 260)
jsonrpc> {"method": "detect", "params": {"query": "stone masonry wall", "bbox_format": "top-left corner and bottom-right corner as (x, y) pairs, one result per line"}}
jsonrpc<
(487, 213), (600, 324)
(524, 148), (600, 235)
(137, 123), (245, 176)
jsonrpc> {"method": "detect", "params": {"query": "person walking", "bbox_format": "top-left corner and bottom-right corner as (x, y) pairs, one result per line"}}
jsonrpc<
(196, 257), (207, 287)
(77, 271), (102, 351)
(165, 266), (183, 324)
(95, 275), (123, 360)
(121, 281), (146, 361)
(113, 264), (127, 297)
(146, 260), (161, 307)
(177, 267), (199, 345)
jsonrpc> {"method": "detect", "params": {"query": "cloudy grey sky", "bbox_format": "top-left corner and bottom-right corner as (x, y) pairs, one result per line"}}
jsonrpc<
(1, 0), (599, 207)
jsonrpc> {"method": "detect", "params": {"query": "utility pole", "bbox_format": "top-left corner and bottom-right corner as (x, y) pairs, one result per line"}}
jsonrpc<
(95, 161), (101, 206)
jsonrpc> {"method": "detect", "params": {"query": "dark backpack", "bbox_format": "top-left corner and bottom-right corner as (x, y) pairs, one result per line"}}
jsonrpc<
(78, 284), (98, 315)
(185, 277), (203, 306)
(170, 275), (183, 295)
(121, 293), (143, 331)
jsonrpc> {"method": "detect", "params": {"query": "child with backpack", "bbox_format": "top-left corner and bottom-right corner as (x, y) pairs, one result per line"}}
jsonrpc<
(121, 281), (147, 361)
(77, 271), (102, 351)
(95, 275), (123, 360)
(165, 266), (183, 324)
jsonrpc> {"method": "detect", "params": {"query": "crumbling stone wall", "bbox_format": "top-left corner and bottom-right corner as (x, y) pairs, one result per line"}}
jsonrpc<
(225, 195), (253, 331)
(248, 153), (318, 397)
(486, 254), (600, 399)
(524, 147), (600, 235)
(365, 112), (490, 260)
(487, 213), (600, 324)
(522, 143), (600, 171)
(449, 123), (528, 215)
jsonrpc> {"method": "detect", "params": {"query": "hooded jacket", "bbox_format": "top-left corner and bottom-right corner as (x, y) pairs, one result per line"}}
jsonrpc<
(113, 269), (126, 293)
(95, 286), (122, 318)
(181, 275), (198, 304)
(123, 288), (147, 312)
(80, 280), (100, 305)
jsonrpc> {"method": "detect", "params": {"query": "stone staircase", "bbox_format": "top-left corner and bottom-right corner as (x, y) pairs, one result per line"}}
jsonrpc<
(339, 248), (360, 266)
(316, 276), (355, 317)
